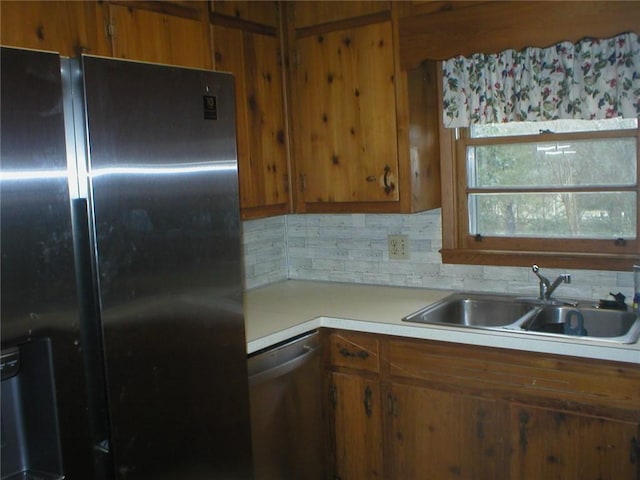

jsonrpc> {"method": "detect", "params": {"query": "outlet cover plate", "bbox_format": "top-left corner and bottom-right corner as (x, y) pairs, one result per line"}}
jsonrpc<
(388, 234), (409, 260)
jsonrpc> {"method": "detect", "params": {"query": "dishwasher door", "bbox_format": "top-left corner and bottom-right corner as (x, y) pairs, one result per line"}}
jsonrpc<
(248, 331), (325, 480)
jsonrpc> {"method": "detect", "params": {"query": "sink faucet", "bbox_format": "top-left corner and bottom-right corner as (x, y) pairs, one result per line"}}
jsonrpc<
(532, 264), (571, 300)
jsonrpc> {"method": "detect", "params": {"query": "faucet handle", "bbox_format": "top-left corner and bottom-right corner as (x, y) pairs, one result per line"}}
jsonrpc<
(532, 264), (549, 284)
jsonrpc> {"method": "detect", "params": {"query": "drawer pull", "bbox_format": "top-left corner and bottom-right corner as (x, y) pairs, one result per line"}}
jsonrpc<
(339, 347), (369, 360)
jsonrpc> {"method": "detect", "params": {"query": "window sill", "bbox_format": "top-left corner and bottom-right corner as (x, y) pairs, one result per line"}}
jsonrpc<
(440, 248), (640, 271)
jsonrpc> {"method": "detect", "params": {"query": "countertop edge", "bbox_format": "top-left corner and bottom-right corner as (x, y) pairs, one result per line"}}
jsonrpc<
(247, 315), (640, 364)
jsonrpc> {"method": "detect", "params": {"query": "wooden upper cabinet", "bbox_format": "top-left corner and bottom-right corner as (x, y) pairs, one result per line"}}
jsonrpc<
(107, 2), (212, 69)
(210, 0), (278, 27)
(0, 0), (110, 57)
(211, 1), (290, 219)
(287, 2), (441, 213)
(212, 24), (290, 218)
(291, 1), (390, 29)
(0, 1), (212, 70)
(294, 21), (400, 205)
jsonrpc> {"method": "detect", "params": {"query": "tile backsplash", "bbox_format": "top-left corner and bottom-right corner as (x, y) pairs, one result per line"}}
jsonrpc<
(241, 215), (288, 289)
(242, 210), (635, 301)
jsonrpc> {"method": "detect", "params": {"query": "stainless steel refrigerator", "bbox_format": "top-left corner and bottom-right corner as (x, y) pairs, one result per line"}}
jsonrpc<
(1, 47), (253, 480)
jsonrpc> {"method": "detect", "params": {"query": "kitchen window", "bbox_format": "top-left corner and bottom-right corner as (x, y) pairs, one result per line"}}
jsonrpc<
(440, 118), (639, 270)
(439, 32), (640, 270)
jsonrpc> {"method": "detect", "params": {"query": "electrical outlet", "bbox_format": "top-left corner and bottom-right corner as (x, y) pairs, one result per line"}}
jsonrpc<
(388, 234), (409, 260)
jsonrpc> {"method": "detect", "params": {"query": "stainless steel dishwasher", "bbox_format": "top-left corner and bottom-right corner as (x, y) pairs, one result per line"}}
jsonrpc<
(248, 331), (326, 480)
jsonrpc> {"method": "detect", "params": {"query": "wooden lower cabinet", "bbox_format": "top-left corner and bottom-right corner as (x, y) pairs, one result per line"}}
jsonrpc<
(386, 383), (502, 479)
(324, 330), (640, 479)
(326, 331), (384, 479)
(509, 403), (639, 480)
(330, 372), (384, 479)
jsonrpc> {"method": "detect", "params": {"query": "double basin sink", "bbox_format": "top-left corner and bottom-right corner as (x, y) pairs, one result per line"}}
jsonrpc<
(403, 292), (640, 344)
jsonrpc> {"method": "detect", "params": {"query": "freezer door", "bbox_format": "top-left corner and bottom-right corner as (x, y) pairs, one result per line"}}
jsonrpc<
(80, 56), (253, 479)
(0, 47), (96, 479)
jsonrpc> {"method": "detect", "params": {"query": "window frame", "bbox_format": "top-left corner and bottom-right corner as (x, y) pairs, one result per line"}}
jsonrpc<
(439, 119), (640, 272)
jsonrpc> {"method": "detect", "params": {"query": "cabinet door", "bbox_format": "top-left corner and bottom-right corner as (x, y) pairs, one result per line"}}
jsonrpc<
(1, 1), (109, 57)
(387, 382), (502, 479)
(329, 371), (384, 479)
(510, 404), (639, 480)
(108, 4), (211, 69)
(294, 21), (399, 205)
(213, 25), (290, 218)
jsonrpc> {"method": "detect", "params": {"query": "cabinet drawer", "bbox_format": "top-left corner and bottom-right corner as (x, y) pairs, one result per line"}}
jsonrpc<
(388, 338), (640, 413)
(329, 332), (379, 372)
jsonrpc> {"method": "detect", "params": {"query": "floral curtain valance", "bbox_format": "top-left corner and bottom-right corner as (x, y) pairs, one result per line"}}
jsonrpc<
(442, 32), (640, 128)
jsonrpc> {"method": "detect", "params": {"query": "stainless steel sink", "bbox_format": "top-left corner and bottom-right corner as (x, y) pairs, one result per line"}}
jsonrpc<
(521, 305), (640, 343)
(403, 293), (537, 328)
(403, 292), (640, 344)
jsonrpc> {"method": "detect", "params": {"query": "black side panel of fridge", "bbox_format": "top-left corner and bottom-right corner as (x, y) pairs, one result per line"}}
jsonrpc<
(0, 47), (95, 479)
(81, 55), (254, 479)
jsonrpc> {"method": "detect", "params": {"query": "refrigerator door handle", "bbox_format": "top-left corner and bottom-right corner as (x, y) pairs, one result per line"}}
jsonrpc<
(71, 198), (114, 479)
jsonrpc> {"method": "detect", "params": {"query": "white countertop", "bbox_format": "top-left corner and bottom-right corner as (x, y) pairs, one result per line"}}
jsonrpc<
(244, 280), (640, 364)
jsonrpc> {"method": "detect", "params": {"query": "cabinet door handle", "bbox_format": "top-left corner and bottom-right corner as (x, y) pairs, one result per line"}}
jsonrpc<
(632, 437), (638, 464)
(339, 347), (369, 360)
(329, 384), (337, 409)
(387, 393), (398, 417)
(383, 165), (394, 194)
(363, 385), (373, 418)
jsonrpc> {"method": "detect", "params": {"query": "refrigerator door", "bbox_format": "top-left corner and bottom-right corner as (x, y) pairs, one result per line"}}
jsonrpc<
(0, 47), (95, 479)
(79, 55), (253, 479)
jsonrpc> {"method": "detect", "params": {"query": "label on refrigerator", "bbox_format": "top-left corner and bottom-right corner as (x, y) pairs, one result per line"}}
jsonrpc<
(203, 95), (218, 120)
